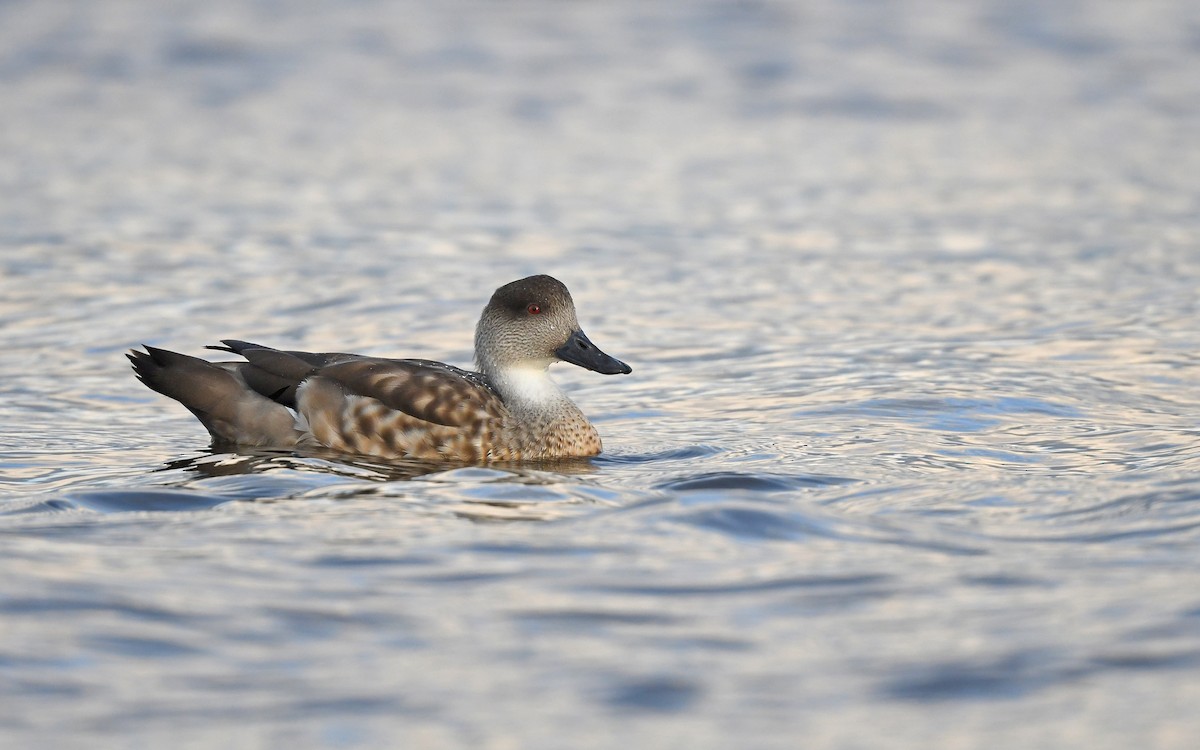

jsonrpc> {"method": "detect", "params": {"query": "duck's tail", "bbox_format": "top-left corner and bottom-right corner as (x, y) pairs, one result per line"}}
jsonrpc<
(128, 345), (304, 448)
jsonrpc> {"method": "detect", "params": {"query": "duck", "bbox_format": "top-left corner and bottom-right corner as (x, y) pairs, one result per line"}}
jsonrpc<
(128, 275), (631, 461)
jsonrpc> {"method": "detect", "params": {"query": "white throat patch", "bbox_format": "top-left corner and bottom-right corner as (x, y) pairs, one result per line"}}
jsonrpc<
(494, 365), (565, 408)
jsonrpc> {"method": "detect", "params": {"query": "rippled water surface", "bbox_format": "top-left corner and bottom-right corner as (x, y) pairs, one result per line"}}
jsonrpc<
(3, 1), (1200, 747)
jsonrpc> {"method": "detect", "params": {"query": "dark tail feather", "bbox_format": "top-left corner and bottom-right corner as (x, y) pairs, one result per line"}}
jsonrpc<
(128, 346), (302, 448)
(128, 346), (215, 402)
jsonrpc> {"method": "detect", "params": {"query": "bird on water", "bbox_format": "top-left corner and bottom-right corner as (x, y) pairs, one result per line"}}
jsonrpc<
(128, 275), (631, 461)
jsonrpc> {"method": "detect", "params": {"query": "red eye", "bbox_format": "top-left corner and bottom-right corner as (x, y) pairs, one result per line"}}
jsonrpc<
(526, 303), (541, 315)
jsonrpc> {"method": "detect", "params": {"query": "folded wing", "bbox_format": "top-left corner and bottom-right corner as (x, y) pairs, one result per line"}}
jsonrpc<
(217, 340), (510, 460)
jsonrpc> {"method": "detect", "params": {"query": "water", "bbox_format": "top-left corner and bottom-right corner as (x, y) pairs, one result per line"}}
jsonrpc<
(2, 1), (1200, 747)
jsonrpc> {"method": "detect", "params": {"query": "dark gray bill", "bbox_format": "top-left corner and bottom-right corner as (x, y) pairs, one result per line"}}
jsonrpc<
(556, 330), (632, 375)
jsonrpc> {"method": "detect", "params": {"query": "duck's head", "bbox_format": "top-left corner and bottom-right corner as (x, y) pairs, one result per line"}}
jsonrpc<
(475, 274), (632, 377)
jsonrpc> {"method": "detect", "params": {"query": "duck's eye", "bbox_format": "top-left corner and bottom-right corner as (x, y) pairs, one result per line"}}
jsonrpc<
(526, 303), (541, 315)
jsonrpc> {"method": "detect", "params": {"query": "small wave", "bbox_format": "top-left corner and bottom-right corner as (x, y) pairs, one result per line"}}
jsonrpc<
(656, 471), (856, 492)
(63, 489), (232, 513)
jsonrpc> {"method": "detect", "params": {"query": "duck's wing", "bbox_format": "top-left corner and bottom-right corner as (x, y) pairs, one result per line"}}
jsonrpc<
(221, 340), (505, 428)
(208, 340), (359, 409)
(314, 357), (505, 428)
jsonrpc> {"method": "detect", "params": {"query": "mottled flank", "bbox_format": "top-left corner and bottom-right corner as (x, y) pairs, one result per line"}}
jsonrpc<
(128, 275), (629, 461)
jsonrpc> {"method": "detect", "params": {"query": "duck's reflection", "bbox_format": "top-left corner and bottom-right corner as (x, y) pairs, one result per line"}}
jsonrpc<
(159, 447), (599, 483)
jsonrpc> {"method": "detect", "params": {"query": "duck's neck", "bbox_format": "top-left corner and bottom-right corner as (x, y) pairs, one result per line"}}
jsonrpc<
(490, 365), (576, 414)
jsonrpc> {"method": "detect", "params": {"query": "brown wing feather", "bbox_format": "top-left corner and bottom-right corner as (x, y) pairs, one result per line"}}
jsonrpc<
(316, 357), (507, 428)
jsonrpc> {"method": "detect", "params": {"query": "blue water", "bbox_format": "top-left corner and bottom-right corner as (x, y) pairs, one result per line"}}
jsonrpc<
(2, 1), (1200, 747)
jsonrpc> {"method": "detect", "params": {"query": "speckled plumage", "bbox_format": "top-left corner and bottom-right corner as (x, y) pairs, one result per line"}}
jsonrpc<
(128, 275), (631, 461)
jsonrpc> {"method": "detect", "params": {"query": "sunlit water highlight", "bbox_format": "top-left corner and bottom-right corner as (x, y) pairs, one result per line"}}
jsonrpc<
(2, 1), (1200, 748)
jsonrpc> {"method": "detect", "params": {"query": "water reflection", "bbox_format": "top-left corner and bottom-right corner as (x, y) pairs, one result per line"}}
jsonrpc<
(137, 447), (618, 522)
(159, 447), (600, 483)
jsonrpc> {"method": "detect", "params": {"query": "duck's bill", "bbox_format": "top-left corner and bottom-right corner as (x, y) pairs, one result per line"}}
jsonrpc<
(556, 330), (632, 375)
